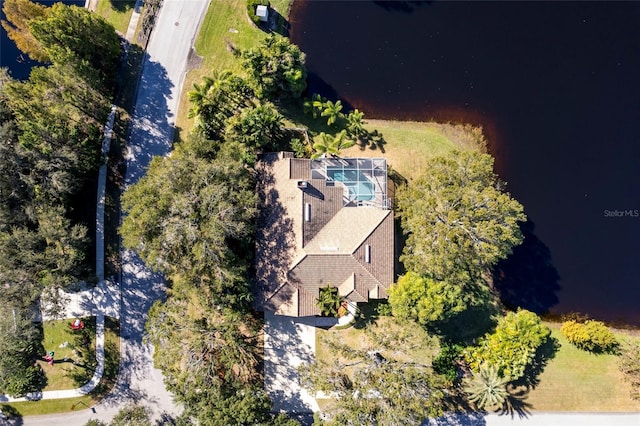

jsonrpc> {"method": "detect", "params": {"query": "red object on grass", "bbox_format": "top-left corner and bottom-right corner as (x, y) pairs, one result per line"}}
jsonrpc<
(70, 320), (84, 330)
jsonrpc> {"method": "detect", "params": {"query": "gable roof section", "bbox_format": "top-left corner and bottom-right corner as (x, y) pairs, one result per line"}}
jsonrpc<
(303, 208), (390, 255)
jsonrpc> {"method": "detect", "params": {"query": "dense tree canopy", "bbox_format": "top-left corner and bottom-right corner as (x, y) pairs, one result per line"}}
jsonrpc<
(466, 309), (550, 381)
(388, 270), (498, 339)
(147, 298), (279, 425)
(1, 0), (48, 62)
(28, 3), (120, 89)
(126, 129), (298, 424)
(241, 34), (307, 99)
(389, 272), (465, 325)
(397, 150), (526, 285)
(0, 0), (121, 398)
(225, 102), (284, 151)
(0, 304), (44, 396)
(188, 70), (255, 140)
(3, 0), (120, 90)
(300, 322), (446, 425)
(120, 144), (257, 306)
(3, 65), (109, 206)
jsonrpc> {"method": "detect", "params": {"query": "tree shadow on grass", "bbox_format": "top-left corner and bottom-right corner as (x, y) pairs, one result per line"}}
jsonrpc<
(354, 128), (387, 153)
(67, 317), (98, 386)
(109, 0), (136, 13)
(511, 336), (560, 391)
(430, 290), (499, 345)
(497, 387), (533, 419)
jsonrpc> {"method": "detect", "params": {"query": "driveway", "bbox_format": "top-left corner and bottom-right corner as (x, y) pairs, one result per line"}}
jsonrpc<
(112, 0), (210, 421)
(264, 312), (320, 414)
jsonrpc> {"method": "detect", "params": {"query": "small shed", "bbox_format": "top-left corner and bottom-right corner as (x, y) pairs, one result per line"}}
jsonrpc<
(256, 5), (269, 22)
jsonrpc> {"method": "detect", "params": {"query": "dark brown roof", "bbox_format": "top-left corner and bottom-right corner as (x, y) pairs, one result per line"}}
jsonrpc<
(302, 180), (343, 245)
(290, 158), (311, 179)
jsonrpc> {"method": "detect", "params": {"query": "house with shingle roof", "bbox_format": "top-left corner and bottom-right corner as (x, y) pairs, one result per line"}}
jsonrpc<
(254, 152), (394, 317)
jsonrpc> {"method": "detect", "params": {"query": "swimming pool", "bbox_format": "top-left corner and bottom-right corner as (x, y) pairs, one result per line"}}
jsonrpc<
(327, 168), (375, 201)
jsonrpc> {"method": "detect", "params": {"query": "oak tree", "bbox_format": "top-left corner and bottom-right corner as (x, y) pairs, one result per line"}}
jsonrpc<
(397, 150), (526, 284)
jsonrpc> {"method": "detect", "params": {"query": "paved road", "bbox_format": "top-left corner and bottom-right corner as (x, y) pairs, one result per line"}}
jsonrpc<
(19, 1), (210, 425)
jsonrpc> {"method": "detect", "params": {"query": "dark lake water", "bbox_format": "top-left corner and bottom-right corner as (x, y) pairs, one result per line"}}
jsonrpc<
(1, 0), (84, 80)
(290, 1), (640, 326)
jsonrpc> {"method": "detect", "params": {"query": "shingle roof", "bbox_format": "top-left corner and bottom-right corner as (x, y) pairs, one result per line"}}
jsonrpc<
(254, 153), (394, 317)
(303, 207), (389, 254)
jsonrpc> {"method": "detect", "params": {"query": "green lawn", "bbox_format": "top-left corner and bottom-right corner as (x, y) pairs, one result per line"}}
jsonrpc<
(316, 312), (640, 413)
(342, 119), (487, 182)
(39, 317), (97, 391)
(95, 0), (137, 36)
(176, 0), (293, 133)
(521, 323), (640, 412)
(0, 317), (120, 418)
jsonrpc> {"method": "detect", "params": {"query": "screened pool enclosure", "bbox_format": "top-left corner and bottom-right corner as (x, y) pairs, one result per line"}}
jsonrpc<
(310, 158), (390, 208)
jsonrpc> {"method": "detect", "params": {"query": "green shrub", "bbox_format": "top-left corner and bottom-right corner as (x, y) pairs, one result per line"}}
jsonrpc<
(618, 341), (640, 400)
(560, 320), (618, 353)
(433, 342), (463, 383)
(375, 301), (393, 317)
(466, 309), (550, 381)
(246, 0), (270, 25)
(290, 138), (307, 158)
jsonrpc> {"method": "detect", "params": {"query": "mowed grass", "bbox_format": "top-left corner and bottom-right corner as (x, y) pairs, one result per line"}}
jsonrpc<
(176, 0), (293, 133)
(342, 119), (487, 182)
(1, 317), (120, 417)
(39, 317), (97, 391)
(95, 0), (136, 36)
(523, 323), (640, 412)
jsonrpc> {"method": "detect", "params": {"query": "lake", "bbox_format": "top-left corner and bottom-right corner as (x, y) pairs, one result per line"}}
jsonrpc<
(290, 1), (640, 326)
(1, 0), (84, 80)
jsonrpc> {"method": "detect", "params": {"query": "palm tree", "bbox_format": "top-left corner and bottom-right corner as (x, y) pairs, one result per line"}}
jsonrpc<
(463, 363), (509, 410)
(187, 70), (235, 119)
(346, 109), (366, 139)
(312, 131), (355, 159)
(316, 285), (341, 317)
(303, 93), (324, 119)
(187, 76), (214, 119)
(321, 99), (343, 126)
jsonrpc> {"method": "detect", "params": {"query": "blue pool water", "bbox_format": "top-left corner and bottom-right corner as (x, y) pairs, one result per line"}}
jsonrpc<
(327, 168), (375, 201)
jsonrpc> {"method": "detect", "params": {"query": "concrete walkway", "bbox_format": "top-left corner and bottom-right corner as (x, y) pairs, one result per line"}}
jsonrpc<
(264, 313), (319, 414)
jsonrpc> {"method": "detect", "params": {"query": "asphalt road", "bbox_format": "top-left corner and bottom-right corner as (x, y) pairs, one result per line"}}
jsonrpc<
(20, 1), (210, 425)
